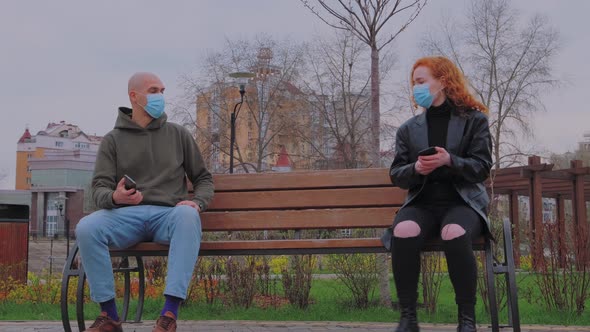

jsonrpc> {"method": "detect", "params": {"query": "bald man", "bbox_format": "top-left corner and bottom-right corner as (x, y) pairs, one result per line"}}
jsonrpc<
(76, 72), (214, 332)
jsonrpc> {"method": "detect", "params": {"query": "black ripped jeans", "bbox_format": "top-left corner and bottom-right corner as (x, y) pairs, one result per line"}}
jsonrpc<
(391, 183), (483, 306)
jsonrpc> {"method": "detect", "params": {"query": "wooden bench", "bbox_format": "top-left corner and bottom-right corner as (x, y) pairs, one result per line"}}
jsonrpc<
(61, 168), (520, 332)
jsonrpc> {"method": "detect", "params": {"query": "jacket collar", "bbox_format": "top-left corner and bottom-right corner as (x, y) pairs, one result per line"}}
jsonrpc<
(412, 100), (467, 155)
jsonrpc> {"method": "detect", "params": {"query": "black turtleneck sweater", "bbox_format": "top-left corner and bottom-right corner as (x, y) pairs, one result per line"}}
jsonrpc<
(417, 100), (462, 203)
(427, 101), (451, 150)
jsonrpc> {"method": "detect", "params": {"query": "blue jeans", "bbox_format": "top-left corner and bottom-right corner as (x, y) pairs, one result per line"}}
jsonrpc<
(75, 205), (202, 303)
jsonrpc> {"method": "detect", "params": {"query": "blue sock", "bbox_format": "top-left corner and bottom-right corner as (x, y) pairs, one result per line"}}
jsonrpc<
(161, 295), (183, 318)
(99, 298), (119, 321)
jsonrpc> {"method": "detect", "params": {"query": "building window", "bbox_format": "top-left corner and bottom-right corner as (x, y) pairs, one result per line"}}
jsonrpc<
(27, 153), (32, 159)
(55, 141), (64, 148)
(26, 178), (31, 184)
(46, 216), (57, 237)
(341, 229), (352, 238)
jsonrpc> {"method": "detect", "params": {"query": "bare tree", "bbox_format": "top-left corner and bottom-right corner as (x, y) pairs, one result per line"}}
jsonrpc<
(173, 36), (306, 173)
(549, 149), (590, 170)
(301, 0), (427, 168)
(421, 0), (560, 170)
(300, 1), (428, 305)
(297, 30), (400, 307)
(380, 73), (416, 166)
(297, 32), (374, 169)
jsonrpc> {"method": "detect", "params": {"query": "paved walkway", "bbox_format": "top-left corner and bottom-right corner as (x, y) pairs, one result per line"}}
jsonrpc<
(0, 321), (588, 332)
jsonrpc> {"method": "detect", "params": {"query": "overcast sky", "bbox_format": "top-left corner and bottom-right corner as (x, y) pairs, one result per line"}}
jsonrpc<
(1, 0), (588, 189)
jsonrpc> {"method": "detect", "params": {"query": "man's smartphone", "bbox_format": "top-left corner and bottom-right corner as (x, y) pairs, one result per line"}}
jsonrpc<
(418, 147), (437, 156)
(123, 175), (137, 192)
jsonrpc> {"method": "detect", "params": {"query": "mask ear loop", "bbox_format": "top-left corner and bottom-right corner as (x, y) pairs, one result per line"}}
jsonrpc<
(438, 77), (446, 95)
(434, 77), (446, 100)
(132, 91), (148, 111)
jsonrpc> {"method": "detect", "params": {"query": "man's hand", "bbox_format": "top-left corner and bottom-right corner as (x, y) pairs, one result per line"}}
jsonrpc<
(112, 177), (143, 205)
(415, 147), (452, 175)
(176, 200), (201, 212)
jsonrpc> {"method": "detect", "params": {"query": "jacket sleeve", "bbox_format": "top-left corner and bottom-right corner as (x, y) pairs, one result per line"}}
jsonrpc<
(449, 113), (493, 183)
(182, 129), (214, 211)
(91, 135), (119, 210)
(389, 125), (424, 189)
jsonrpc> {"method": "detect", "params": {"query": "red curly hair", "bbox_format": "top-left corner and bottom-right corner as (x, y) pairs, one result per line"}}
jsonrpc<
(411, 56), (488, 114)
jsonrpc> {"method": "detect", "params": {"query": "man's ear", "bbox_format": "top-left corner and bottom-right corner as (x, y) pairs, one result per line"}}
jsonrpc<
(129, 91), (138, 103)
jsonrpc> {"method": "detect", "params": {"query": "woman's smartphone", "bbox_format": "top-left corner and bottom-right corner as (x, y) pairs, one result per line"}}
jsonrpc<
(123, 175), (137, 192)
(418, 147), (437, 156)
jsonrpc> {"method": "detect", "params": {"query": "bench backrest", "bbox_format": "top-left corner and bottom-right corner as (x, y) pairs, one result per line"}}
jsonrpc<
(200, 168), (405, 233)
(112, 168), (485, 255)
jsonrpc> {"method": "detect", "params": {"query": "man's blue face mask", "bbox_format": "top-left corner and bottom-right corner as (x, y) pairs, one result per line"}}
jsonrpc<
(138, 93), (165, 119)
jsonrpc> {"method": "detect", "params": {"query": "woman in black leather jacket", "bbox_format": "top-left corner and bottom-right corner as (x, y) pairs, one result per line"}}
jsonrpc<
(384, 56), (492, 332)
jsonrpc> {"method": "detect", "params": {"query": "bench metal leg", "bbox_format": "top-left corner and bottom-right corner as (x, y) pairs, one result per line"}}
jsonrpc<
(114, 256), (145, 323)
(60, 243), (87, 332)
(61, 243), (81, 332)
(135, 256), (145, 323)
(76, 260), (87, 332)
(485, 239), (499, 332)
(502, 218), (521, 332)
(119, 257), (131, 322)
(62, 249), (148, 330)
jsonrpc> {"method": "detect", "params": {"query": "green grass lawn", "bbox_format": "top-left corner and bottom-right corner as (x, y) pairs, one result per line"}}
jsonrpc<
(0, 275), (588, 326)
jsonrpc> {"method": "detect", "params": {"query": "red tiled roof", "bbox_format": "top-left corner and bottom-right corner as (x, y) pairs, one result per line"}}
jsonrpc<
(275, 146), (291, 167)
(18, 128), (32, 143)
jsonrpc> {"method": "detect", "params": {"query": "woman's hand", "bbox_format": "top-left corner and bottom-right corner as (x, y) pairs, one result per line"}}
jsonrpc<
(415, 147), (451, 175)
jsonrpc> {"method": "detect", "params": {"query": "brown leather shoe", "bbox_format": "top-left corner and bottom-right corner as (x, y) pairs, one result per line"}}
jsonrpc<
(153, 311), (177, 332)
(86, 312), (123, 332)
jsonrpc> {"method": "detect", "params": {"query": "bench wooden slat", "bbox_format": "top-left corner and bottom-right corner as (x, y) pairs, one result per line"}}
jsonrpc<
(207, 187), (406, 211)
(202, 239), (384, 250)
(110, 236), (487, 254)
(200, 208), (398, 231)
(211, 168), (392, 192)
(112, 238), (384, 253)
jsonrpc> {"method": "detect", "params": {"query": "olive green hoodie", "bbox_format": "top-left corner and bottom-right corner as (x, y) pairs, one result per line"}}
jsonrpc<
(91, 107), (214, 210)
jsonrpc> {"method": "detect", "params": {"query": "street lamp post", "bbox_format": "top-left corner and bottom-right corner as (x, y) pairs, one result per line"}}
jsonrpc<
(54, 192), (68, 257)
(228, 72), (255, 174)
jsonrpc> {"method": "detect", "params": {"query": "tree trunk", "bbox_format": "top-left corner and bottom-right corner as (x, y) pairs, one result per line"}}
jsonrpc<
(370, 47), (381, 167)
(371, 46), (391, 308)
(494, 122), (501, 170)
(377, 251), (392, 307)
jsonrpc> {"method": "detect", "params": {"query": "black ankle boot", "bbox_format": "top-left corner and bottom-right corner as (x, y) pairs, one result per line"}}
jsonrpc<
(395, 304), (419, 332)
(457, 304), (476, 332)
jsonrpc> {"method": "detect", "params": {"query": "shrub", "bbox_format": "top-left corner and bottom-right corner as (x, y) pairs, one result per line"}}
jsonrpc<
(326, 254), (377, 309)
(282, 255), (316, 309)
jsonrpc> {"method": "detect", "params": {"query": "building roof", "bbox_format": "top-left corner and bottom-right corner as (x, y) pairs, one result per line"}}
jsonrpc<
(18, 121), (103, 146)
(87, 135), (103, 142)
(29, 186), (81, 193)
(39, 121), (82, 138)
(281, 81), (304, 96)
(17, 128), (32, 143)
(275, 146), (291, 168)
